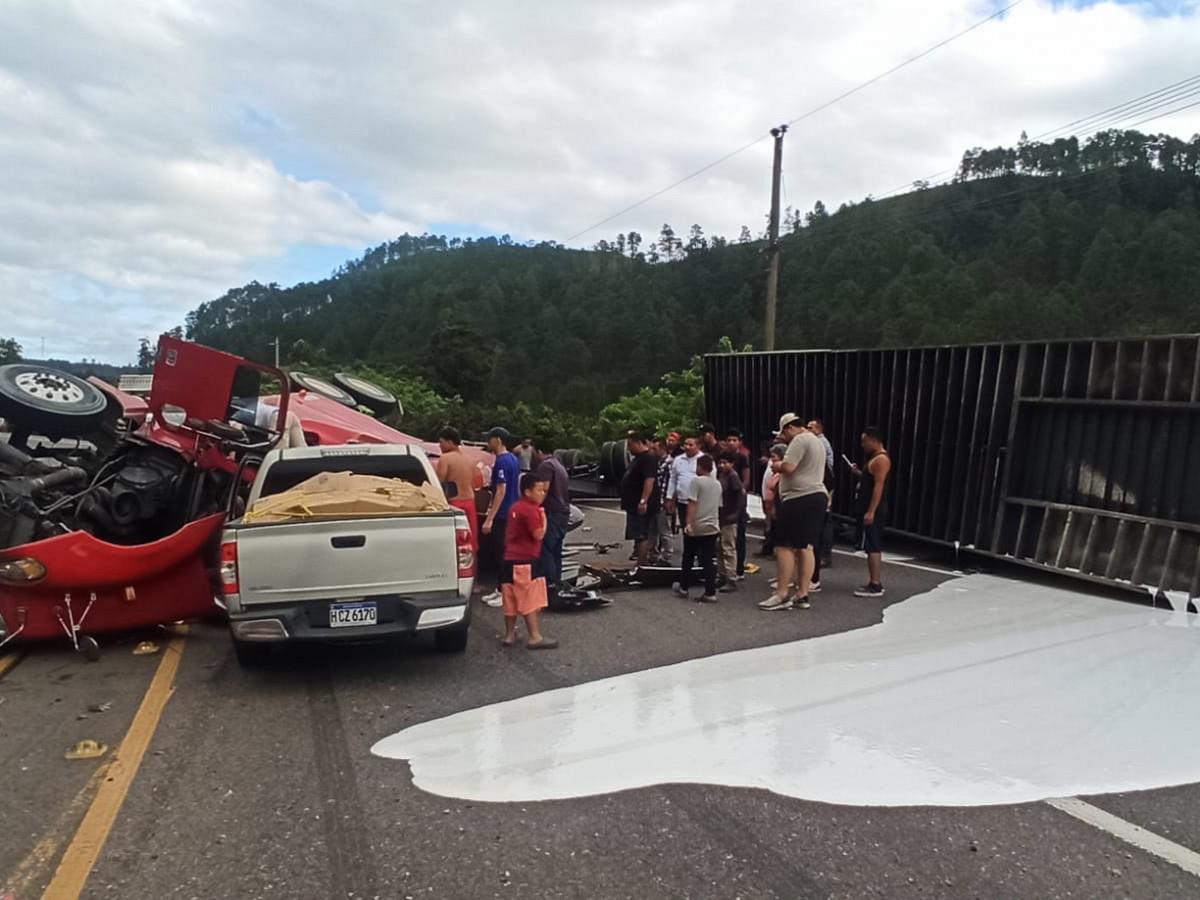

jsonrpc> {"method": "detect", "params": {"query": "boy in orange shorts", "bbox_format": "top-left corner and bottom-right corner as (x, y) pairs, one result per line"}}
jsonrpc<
(501, 472), (558, 650)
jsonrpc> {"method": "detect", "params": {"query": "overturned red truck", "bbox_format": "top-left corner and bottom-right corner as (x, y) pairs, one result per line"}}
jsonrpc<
(0, 336), (490, 654)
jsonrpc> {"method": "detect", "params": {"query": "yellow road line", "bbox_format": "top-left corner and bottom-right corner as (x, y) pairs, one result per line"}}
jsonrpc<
(1, 762), (110, 897)
(0, 651), (23, 679)
(42, 629), (188, 900)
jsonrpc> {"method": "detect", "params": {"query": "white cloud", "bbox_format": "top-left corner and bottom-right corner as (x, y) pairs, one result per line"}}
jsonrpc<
(0, 0), (1198, 361)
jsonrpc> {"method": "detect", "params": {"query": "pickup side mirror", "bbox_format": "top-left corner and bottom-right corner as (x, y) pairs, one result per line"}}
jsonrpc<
(440, 481), (458, 499)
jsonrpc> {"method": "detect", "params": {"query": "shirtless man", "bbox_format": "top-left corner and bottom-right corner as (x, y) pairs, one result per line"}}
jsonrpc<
(436, 426), (480, 550)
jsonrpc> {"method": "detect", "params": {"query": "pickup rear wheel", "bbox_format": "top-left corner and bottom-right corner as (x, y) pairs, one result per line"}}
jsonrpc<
(433, 626), (468, 653)
(232, 640), (272, 667)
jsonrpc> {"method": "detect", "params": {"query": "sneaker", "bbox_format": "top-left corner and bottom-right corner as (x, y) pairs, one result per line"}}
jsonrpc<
(768, 578), (778, 590)
(730, 574), (745, 582)
(697, 594), (719, 604)
(808, 581), (822, 593)
(718, 582), (738, 594)
(672, 582), (689, 598)
(481, 590), (502, 608)
(853, 583), (885, 598)
(758, 594), (793, 611)
(794, 595), (812, 609)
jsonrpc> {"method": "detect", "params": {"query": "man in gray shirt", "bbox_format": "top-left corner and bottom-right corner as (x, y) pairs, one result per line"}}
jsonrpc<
(761, 412), (827, 611)
(673, 454), (721, 602)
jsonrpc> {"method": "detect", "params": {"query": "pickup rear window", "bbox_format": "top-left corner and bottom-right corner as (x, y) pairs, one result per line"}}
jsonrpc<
(258, 455), (429, 498)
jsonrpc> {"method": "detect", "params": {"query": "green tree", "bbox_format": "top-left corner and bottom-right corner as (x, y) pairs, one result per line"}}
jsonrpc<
(136, 338), (154, 371)
(0, 337), (22, 363)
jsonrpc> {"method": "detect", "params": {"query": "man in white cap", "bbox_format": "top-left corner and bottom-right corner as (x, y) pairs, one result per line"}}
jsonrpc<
(760, 413), (827, 611)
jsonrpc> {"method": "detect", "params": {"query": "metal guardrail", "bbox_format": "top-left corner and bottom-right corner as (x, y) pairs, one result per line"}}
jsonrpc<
(705, 334), (1200, 597)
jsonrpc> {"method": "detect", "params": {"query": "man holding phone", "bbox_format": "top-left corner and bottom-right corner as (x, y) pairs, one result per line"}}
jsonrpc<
(807, 418), (836, 575)
(760, 413), (826, 611)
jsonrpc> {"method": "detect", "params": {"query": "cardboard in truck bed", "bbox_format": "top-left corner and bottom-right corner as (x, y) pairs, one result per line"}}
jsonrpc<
(244, 471), (449, 523)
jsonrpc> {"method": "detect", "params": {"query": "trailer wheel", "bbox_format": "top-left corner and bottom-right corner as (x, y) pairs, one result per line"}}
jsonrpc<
(287, 372), (357, 407)
(332, 373), (400, 418)
(0, 364), (108, 437)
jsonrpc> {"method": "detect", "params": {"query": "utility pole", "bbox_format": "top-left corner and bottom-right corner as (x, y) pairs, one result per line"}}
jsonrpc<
(764, 124), (787, 351)
(271, 337), (280, 368)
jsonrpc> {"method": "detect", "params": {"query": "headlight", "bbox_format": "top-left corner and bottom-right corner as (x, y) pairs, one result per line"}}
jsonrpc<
(0, 557), (47, 585)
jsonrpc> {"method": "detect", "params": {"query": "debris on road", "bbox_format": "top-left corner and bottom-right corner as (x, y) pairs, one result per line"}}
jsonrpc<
(65, 739), (107, 760)
(132, 641), (160, 655)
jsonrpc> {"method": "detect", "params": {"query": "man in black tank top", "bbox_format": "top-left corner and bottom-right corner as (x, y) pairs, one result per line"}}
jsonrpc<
(851, 426), (892, 597)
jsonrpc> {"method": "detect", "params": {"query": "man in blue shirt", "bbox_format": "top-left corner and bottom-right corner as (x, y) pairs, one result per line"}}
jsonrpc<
(482, 426), (522, 606)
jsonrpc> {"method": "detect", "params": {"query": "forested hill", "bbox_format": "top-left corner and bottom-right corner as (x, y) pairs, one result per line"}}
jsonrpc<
(185, 130), (1200, 415)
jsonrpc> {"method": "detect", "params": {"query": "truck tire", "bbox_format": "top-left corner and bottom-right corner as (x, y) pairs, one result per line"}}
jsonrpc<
(288, 372), (357, 407)
(433, 626), (468, 653)
(0, 364), (108, 437)
(600, 440), (629, 484)
(332, 373), (400, 418)
(232, 640), (272, 667)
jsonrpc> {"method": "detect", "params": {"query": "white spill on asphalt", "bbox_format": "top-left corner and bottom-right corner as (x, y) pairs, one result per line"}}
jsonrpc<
(371, 574), (1200, 806)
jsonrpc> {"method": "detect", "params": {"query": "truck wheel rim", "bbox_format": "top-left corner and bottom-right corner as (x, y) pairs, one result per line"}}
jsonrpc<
(306, 377), (343, 396)
(341, 375), (385, 398)
(14, 371), (86, 404)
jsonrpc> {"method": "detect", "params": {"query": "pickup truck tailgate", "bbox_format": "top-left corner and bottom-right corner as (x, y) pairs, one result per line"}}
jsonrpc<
(233, 513), (461, 605)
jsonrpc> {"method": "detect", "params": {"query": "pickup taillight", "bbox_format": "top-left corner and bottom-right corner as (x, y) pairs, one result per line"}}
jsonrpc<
(219, 538), (240, 595)
(455, 524), (475, 577)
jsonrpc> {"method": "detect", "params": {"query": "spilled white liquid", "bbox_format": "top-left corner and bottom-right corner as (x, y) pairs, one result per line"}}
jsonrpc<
(371, 574), (1200, 806)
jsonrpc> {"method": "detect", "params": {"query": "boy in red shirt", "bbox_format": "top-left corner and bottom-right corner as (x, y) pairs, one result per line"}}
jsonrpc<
(501, 472), (558, 650)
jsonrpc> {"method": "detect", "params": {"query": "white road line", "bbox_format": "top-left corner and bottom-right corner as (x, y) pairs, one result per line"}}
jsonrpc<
(578, 504), (960, 577)
(1045, 797), (1200, 878)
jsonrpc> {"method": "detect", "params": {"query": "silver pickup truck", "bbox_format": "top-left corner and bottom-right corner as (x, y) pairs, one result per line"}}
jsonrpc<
(220, 444), (475, 666)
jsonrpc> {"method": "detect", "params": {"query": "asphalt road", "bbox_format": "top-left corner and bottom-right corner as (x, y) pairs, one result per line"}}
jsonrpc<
(2, 504), (1199, 899)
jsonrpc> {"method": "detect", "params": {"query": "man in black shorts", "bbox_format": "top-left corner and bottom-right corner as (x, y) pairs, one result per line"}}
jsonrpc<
(760, 413), (828, 611)
(851, 426), (892, 597)
(619, 431), (658, 566)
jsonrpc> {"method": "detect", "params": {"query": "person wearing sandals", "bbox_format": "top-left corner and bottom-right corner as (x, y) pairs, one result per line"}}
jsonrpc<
(501, 472), (558, 650)
(760, 413), (827, 612)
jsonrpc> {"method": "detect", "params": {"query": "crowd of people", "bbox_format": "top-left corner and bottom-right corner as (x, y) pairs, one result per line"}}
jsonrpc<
(434, 415), (893, 647)
(621, 416), (892, 608)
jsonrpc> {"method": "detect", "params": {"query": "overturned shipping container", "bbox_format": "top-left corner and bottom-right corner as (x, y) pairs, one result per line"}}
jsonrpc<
(705, 335), (1200, 599)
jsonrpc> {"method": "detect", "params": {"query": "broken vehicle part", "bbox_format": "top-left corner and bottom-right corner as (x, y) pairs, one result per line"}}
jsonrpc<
(287, 371), (357, 407)
(0, 364), (109, 444)
(332, 373), (400, 418)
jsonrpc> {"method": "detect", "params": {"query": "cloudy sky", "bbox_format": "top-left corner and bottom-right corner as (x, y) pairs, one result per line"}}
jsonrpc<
(3, 0), (1199, 363)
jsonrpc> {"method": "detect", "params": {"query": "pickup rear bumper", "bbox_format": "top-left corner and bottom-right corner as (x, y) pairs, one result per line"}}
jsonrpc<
(229, 590), (472, 643)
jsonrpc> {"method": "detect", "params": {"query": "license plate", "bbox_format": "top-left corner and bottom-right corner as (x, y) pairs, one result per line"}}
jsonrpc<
(329, 601), (377, 628)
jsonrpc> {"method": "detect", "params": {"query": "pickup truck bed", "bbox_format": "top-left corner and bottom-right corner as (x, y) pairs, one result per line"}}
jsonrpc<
(220, 444), (475, 665)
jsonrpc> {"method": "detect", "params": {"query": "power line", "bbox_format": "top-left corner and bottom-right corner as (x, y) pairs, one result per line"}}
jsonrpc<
(559, 133), (772, 245)
(1032, 74), (1200, 142)
(784, 0), (1024, 129)
(1124, 95), (1200, 131)
(1037, 81), (1200, 143)
(560, 0), (1025, 244)
(865, 74), (1200, 206)
(783, 82), (1200, 247)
